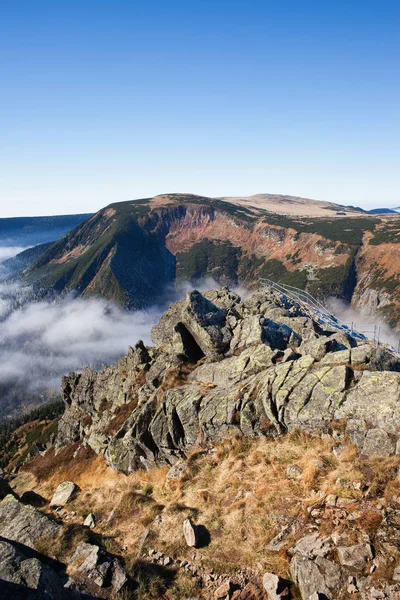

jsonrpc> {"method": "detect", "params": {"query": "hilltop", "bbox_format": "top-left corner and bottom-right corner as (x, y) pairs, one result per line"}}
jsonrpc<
(22, 193), (400, 329)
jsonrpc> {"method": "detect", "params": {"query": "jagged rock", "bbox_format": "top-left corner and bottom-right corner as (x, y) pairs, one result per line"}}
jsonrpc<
(361, 428), (396, 457)
(262, 572), (290, 598)
(336, 544), (373, 571)
(183, 517), (198, 547)
(291, 533), (332, 559)
(50, 481), (80, 507)
(54, 288), (400, 472)
(214, 579), (233, 598)
(83, 512), (96, 528)
(152, 289), (233, 360)
(308, 594), (330, 600)
(290, 554), (345, 599)
(0, 539), (68, 599)
(0, 494), (61, 549)
(70, 541), (128, 592)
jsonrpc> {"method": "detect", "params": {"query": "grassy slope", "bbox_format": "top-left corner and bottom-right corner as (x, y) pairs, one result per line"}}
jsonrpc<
(6, 427), (400, 599)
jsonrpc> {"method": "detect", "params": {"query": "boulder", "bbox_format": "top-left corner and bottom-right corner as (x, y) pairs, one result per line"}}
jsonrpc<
(183, 517), (198, 547)
(290, 554), (345, 599)
(361, 428), (396, 457)
(50, 481), (80, 507)
(0, 495), (61, 549)
(152, 290), (232, 360)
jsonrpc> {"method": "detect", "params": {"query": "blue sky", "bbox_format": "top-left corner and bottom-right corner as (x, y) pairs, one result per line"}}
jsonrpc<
(0, 0), (399, 216)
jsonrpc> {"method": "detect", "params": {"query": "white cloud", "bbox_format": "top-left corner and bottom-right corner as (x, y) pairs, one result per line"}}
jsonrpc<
(0, 246), (29, 263)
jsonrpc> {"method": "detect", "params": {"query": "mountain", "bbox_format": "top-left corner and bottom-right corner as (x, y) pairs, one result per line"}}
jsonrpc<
(0, 213), (93, 248)
(23, 193), (400, 329)
(369, 208), (398, 214)
(1, 287), (400, 599)
(1, 241), (54, 273)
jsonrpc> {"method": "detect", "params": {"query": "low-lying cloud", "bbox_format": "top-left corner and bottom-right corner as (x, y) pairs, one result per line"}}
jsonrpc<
(0, 292), (162, 392)
(0, 275), (230, 416)
(327, 297), (400, 351)
(0, 246), (29, 263)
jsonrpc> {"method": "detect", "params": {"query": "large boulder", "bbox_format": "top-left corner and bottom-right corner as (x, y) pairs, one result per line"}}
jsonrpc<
(151, 289), (233, 360)
(0, 495), (61, 549)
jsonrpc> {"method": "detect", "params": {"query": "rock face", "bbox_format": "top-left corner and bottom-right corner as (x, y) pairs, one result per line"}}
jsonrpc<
(55, 287), (400, 474)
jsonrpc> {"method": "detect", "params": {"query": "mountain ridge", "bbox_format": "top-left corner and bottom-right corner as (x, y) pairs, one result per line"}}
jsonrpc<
(22, 193), (400, 329)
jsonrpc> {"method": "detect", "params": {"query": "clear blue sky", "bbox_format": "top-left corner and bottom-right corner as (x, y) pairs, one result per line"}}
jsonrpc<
(0, 0), (399, 217)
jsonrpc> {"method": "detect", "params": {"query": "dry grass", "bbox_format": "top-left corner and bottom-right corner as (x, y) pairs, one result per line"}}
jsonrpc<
(16, 429), (400, 589)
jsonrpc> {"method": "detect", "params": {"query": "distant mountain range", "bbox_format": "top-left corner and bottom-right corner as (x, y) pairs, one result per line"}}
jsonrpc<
(0, 214), (93, 249)
(368, 206), (400, 214)
(17, 193), (400, 330)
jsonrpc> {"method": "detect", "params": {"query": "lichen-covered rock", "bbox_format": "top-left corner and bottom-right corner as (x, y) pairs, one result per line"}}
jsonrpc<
(54, 287), (400, 472)
(0, 495), (61, 549)
(152, 289), (233, 360)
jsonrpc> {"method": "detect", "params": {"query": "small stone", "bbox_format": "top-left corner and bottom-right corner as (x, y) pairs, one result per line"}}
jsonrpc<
(347, 583), (358, 594)
(163, 556), (172, 566)
(336, 497), (355, 509)
(107, 509), (115, 524)
(183, 517), (198, 548)
(83, 513), (96, 528)
(325, 495), (337, 507)
(166, 460), (186, 480)
(287, 465), (303, 479)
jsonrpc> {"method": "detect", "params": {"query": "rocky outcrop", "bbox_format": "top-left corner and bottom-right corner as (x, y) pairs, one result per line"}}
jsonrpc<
(55, 287), (400, 474)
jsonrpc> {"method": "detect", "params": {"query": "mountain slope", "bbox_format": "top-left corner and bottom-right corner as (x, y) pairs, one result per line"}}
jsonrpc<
(24, 193), (400, 328)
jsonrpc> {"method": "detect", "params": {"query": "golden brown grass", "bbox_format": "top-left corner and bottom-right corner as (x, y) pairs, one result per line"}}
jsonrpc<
(16, 428), (400, 589)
